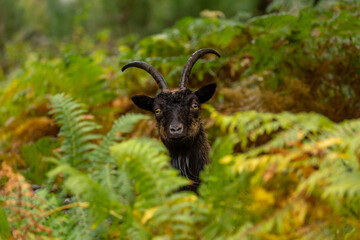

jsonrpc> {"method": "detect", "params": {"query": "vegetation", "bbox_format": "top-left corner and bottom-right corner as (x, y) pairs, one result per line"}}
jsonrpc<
(1, 0), (360, 239)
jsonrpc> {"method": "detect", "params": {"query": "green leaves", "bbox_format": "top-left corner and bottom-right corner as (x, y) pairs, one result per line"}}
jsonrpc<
(4, 87), (360, 239)
(2, 1), (360, 239)
(112, 138), (197, 239)
(47, 94), (153, 236)
(205, 107), (360, 238)
(248, 13), (297, 31)
(0, 204), (11, 240)
(88, 113), (150, 165)
(20, 137), (59, 185)
(48, 161), (122, 224)
(50, 93), (102, 167)
(112, 138), (186, 205)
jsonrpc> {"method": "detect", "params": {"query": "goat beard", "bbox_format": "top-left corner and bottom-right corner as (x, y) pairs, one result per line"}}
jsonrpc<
(162, 136), (190, 150)
(162, 131), (200, 148)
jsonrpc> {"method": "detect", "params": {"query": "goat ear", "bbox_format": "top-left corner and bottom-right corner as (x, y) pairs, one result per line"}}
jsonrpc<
(195, 82), (217, 104)
(131, 95), (155, 112)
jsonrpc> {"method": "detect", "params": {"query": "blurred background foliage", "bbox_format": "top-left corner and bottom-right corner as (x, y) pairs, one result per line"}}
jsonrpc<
(1, 0), (264, 41)
(1, 0), (360, 239)
(0, 0), (326, 73)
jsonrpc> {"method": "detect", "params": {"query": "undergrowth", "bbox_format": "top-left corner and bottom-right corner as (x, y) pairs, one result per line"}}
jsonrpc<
(1, 0), (360, 239)
(1, 94), (359, 239)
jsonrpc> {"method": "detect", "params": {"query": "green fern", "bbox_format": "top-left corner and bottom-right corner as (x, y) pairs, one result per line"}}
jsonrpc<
(205, 105), (335, 152)
(88, 113), (150, 165)
(47, 94), (153, 236)
(47, 160), (123, 225)
(112, 138), (197, 239)
(49, 93), (102, 168)
(0, 204), (11, 240)
(88, 113), (150, 204)
(50, 94), (148, 205)
(193, 135), (251, 239)
(203, 106), (360, 238)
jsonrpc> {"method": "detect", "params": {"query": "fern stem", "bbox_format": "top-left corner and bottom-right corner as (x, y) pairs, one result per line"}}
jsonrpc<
(41, 202), (90, 218)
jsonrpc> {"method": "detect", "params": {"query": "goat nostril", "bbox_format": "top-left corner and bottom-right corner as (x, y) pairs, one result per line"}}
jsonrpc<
(170, 125), (183, 134)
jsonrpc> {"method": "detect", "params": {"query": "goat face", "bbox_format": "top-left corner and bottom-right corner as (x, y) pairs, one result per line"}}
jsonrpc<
(131, 83), (216, 144)
(122, 48), (220, 145)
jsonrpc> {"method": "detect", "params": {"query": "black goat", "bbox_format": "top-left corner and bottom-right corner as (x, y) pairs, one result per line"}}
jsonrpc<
(122, 48), (220, 192)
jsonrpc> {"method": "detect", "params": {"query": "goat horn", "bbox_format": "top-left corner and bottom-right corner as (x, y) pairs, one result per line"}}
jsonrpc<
(122, 61), (169, 91)
(179, 48), (220, 89)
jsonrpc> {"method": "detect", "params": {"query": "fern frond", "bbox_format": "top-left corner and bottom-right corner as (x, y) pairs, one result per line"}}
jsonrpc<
(326, 120), (360, 167)
(205, 105), (335, 152)
(50, 93), (102, 167)
(193, 136), (252, 239)
(91, 161), (135, 205)
(89, 114), (149, 204)
(47, 159), (124, 224)
(112, 138), (185, 206)
(121, 212), (150, 240)
(0, 163), (53, 239)
(203, 107), (360, 238)
(324, 170), (360, 199)
(112, 138), (197, 239)
(0, 204), (11, 240)
(89, 113), (150, 165)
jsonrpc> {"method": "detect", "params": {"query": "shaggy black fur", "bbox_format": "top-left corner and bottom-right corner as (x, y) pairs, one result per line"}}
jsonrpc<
(131, 84), (216, 192)
(167, 127), (210, 192)
(123, 48), (220, 192)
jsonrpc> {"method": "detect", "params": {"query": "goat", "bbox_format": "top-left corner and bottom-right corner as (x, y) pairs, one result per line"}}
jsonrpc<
(122, 48), (220, 192)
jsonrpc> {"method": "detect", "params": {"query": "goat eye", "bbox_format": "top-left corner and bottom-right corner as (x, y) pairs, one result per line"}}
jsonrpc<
(155, 109), (161, 115)
(192, 103), (199, 110)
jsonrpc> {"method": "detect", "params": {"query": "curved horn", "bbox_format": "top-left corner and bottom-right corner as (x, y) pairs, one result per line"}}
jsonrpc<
(180, 48), (220, 89)
(122, 61), (168, 91)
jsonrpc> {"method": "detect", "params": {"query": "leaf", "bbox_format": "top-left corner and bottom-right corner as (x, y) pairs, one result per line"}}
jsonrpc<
(0, 204), (11, 240)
